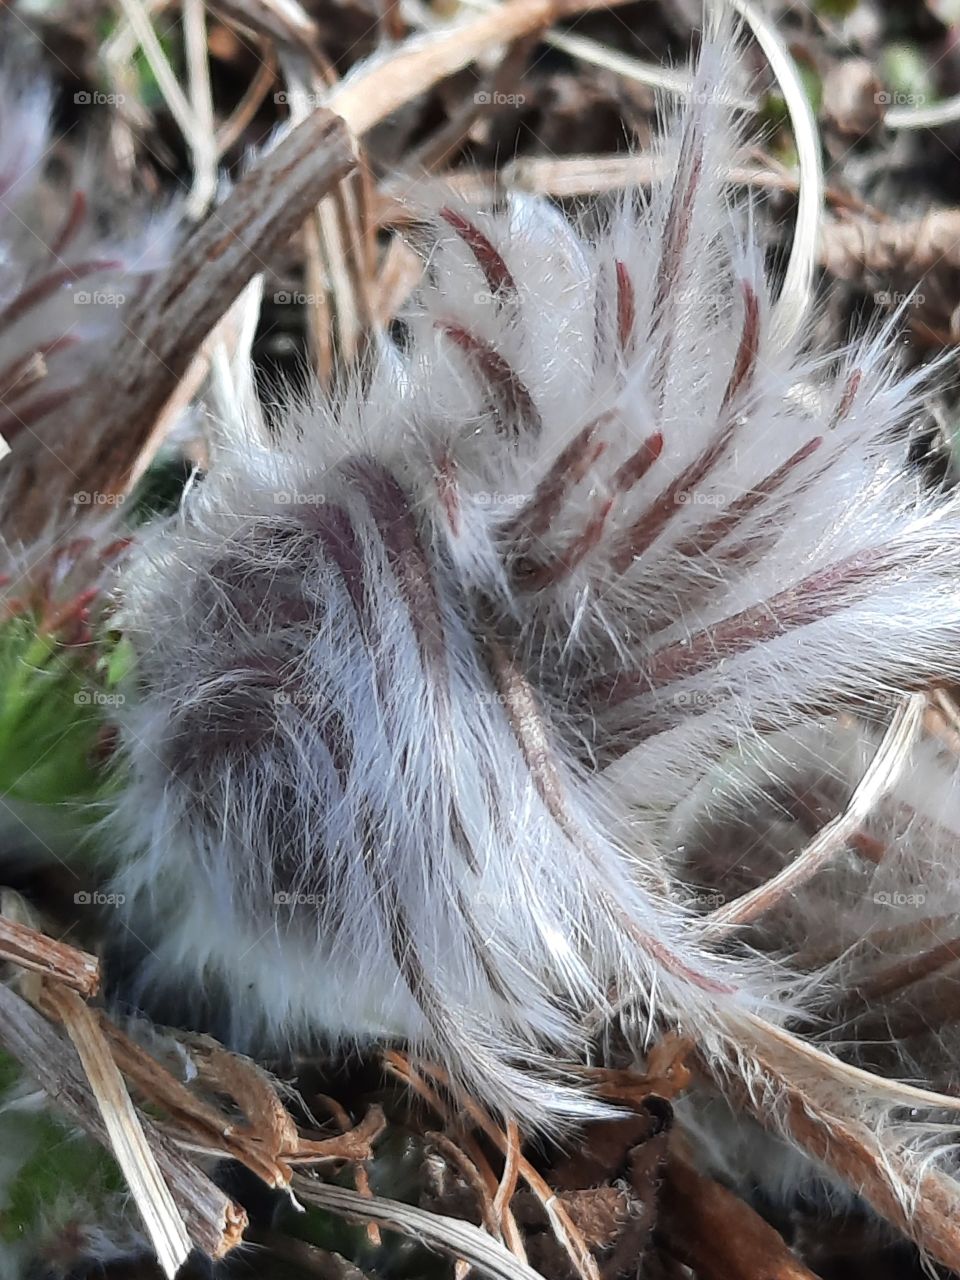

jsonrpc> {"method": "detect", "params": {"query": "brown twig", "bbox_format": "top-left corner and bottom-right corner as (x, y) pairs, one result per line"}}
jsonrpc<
(0, 982), (246, 1260)
(712, 1024), (960, 1273)
(311, 1093), (382, 1245)
(660, 1141), (822, 1280)
(820, 208), (960, 284)
(410, 35), (538, 173)
(215, 44), (279, 156)
(396, 1055), (600, 1280)
(578, 1035), (694, 1106)
(209, 0), (320, 49)
(0, 916), (99, 996)
(428, 1129), (502, 1236)
(385, 1051), (528, 1263)
(3, 107), (356, 540)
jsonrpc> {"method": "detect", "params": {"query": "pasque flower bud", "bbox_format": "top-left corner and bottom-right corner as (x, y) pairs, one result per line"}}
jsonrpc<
(107, 37), (960, 1146)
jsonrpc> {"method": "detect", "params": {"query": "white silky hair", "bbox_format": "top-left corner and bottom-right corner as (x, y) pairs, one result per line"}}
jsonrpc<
(94, 29), (960, 1238)
(671, 717), (960, 1211)
(0, 53), (173, 478)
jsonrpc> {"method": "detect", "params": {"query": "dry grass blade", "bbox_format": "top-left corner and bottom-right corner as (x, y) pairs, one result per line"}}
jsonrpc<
(701, 1014), (960, 1269)
(427, 1129), (502, 1236)
(210, 0), (320, 49)
(494, 154), (853, 204)
(182, 0), (219, 218)
(728, 0), (822, 348)
(293, 1179), (549, 1280)
(117, 0), (197, 147)
(451, 0), (734, 102)
(280, 53), (368, 371)
(706, 693), (924, 933)
(215, 45), (278, 157)
(3, 106), (355, 540)
(372, 234), (423, 326)
(398, 1056), (600, 1280)
(43, 985), (192, 1280)
(0, 982), (246, 1259)
(399, 1059), (535, 1259)
(324, 0), (632, 138)
(743, 1012), (960, 1115)
(0, 916), (99, 996)
(494, 1121), (521, 1235)
(387, 1054), (529, 1263)
(886, 91), (960, 130)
